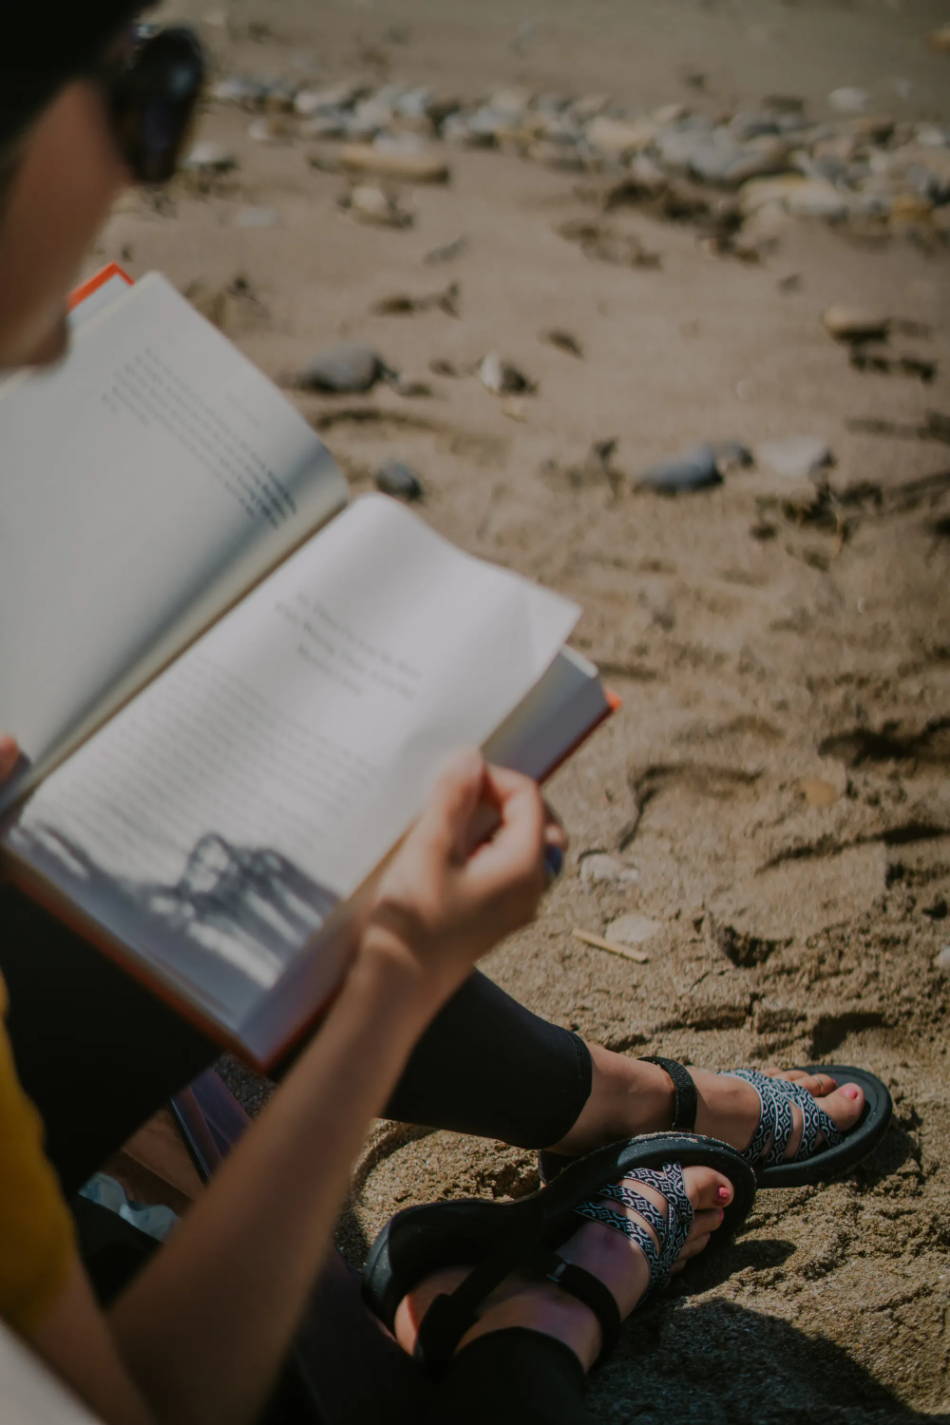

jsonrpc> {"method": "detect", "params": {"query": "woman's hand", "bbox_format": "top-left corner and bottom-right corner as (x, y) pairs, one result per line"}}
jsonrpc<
(0, 735), (19, 782)
(359, 749), (565, 1007)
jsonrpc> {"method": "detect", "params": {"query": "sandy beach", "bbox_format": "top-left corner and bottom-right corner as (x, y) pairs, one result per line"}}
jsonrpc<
(105, 2), (950, 1417)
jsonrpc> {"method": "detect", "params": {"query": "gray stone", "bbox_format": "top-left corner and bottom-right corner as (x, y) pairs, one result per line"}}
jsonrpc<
(375, 460), (424, 502)
(711, 440), (754, 472)
(340, 185), (413, 229)
(934, 946), (950, 974)
(297, 343), (391, 394)
(579, 853), (641, 887)
(586, 115), (656, 159)
(234, 206), (280, 229)
(479, 352), (535, 395)
(758, 435), (834, 480)
(740, 175), (850, 221)
(183, 141), (238, 173)
(606, 913), (664, 946)
(829, 87), (870, 115)
(636, 444), (722, 494)
(823, 305), (891, 343)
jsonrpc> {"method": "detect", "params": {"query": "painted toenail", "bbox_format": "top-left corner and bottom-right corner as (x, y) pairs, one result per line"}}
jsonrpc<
(843, 1086), (860, 1100)
(716, 1185), (730, 1203)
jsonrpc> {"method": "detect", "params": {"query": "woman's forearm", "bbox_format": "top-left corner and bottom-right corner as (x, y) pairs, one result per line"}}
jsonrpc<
(109, 943), (441, 1425)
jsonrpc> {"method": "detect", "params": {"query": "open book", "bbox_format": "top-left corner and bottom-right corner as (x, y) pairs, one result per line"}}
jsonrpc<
(0, 268), (613, 1067)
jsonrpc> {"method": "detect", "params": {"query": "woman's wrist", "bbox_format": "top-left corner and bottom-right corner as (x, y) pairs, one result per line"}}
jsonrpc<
(346, 921), (449, 1028)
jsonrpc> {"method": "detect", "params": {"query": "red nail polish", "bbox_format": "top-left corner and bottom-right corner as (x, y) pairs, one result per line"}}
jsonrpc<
(717, 1185), (730, 1203)
(843, 1086), (860, 1100)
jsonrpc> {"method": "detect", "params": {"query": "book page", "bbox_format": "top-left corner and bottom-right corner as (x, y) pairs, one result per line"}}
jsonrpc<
(0, 273), (346, 793)
(5, 496), (578, 1033)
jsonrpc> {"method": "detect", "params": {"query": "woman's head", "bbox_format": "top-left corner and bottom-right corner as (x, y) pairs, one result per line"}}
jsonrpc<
(0, 5), (202, 369)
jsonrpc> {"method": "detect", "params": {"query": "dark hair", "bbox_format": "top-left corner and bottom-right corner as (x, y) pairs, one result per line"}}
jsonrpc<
(0, 3), (150, 149)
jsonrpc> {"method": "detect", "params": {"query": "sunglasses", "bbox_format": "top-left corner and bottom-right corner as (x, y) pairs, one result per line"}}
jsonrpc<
(99, 24), (206, 184)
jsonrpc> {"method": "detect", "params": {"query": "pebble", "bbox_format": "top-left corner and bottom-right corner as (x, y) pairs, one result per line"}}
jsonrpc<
(579, 853), (641, 887)
(586, 115), (656, 158)
(339, 141), (450, 184)
(542, 328), (584, 358)
(247, 115), (294, 144)
(234, 206), (280, 228)
(829, 87), (871, 114)
(758, 436), (834, 480)
(183, 141), (238, 173)
(340, 185), (413, 228)
(740, 175), (850, 221)
(636, 443), (722, 494)
(296, 343), (391, 394)
(375, 460), (424, 501)
(605, 913), (664, 946)
(479, 352), (535, 396)
(935, 946), (950, 974)
(823, 305), (892, 343)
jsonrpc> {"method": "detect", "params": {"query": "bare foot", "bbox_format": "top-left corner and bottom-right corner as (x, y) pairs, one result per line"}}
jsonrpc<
(549, 1051), (865, 1165)
(394, 1164), (733, 1372)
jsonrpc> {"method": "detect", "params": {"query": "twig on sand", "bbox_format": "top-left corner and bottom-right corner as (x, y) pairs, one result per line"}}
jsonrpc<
(572, 927), (650, 964)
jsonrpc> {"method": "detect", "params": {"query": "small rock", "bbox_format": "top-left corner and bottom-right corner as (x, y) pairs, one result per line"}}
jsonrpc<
(934, 946), (950, 974)
(340, 141), (450, 184)
(375, 460), (424, 502)
(247, 115), (293, 144)
(372, 282), (459, 317)
(340, 185), (414, 229)
(541, 328), (584, 358)
(586, 115), (656, 158)
(829, 86), (870, 114)
(479, 352), (536, 396)
(296, 343), (391, 394)
(799, 777), (839, 807)
(740, 175), (850, 221)
(183, 141), (238, 173)
(606, 913), (663, 945)
(710, 439), (754, 473)
(758, 436), (834, 480)
(823, 305), (892, 343)
(579, 853), (641, 887)
(234, 205), (280, 229)
(424, 235), (468, 265)
(636, 444), (722, 494)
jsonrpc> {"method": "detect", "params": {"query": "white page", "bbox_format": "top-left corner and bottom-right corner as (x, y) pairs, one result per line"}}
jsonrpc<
(0, 273), (346, 783)
(6, 496), (579, 1031)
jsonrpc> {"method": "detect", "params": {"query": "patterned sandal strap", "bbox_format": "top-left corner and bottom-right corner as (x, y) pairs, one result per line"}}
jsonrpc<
(726, 1069), (845, 1168)
(574, 1161), (694, 1292)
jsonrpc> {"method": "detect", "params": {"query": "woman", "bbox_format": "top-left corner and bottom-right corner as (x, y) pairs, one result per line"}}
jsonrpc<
(0, 8), (887, 1422)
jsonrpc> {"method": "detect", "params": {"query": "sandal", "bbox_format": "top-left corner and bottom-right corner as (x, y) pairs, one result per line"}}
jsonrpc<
(539, 1059), (893, 1190)
(362, 1132), (756, 1378)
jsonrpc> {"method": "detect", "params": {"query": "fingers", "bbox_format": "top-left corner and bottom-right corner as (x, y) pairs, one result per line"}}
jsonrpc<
(418, 749), (487, 860)
(466, 764), (547, 897)
(0, 735), (19, 782)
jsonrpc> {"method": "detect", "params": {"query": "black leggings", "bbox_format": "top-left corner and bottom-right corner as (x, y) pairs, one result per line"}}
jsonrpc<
(0, 886), (592, 1196)
(433, 1331), (590, 1425)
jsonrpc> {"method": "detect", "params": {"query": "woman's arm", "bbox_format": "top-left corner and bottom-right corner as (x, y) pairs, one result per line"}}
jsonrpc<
(18, 751), (559, 1425)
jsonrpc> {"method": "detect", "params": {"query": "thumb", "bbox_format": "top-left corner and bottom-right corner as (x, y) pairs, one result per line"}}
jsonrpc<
(418, 748), (487, 860)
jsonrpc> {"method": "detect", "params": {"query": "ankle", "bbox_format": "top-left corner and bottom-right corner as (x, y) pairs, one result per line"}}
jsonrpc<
(546, 1045), (674, 1156)
(457, 1281), (602, 1371)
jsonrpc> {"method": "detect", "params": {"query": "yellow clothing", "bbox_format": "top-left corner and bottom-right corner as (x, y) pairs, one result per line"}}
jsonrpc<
(0, 978), (75, 1336)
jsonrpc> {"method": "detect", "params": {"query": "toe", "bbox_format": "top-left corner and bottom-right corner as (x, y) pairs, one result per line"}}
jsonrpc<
(819, 1082), (864, 1132)
(683, 1165), (733, 1212)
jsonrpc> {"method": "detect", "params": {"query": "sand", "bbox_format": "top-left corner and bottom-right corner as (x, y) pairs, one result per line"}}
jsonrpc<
(107, 2), (949, 1417)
